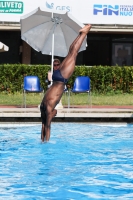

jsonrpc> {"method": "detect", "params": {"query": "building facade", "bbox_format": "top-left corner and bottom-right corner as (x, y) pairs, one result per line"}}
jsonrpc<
(0, 0), (133, 66)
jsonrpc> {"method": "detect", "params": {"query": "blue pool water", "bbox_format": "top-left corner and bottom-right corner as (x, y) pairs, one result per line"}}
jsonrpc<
(1, 123), (133, 200)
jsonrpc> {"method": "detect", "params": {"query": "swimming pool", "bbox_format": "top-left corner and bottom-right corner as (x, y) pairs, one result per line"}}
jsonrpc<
(0, 123), (133, 199)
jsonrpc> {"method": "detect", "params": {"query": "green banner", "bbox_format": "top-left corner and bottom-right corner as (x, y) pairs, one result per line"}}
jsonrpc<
(0, 1), (23, 13)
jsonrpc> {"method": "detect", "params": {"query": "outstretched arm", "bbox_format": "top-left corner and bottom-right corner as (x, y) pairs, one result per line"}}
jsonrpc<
(41, 123), (45, 141)
(44, 109), (57, 142)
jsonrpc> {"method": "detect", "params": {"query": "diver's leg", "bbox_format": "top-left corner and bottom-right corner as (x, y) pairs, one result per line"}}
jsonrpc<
(60, 24), (91, 79)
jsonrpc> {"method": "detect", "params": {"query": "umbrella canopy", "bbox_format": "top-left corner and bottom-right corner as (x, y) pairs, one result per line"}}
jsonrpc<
(20, 7), (87, 57)
(20, 7), (87, 75)
(0, 42), (9, 52)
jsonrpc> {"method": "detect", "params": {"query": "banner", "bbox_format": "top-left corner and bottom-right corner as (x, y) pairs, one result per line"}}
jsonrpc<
(0, 0), (133, 25)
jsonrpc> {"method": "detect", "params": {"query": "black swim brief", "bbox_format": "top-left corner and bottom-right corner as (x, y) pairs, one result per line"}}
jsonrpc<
(52, 69), (68, 83)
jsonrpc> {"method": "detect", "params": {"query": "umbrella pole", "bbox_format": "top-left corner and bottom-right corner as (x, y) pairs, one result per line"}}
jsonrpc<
(51, 22), (63, 109)
(51, 29), (54, 85)
(50, 15), (63, 109)
(51, 21), (56, 86)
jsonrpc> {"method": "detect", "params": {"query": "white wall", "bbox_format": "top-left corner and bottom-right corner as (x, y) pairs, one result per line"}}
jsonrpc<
(0, 0), (133, 25)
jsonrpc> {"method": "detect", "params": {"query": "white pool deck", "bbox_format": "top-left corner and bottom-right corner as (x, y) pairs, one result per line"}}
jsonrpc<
(0, 106), (133, 123)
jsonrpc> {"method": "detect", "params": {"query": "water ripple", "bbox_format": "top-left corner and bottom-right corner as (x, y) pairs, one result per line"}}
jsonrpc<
(0, 123), (133, 199)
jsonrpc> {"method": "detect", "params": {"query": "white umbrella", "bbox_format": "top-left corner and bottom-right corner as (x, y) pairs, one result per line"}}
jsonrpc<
(0, 42), (9, 52)
(20, 7), (87, 75)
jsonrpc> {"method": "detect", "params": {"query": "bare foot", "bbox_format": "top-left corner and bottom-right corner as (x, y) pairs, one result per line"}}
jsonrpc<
(79, 24), (91, 34)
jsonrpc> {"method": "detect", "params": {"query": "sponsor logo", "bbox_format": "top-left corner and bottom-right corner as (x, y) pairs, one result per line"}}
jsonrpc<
(0, 1), (23, 14)
(93, 4), (133, 16)
(46, 1), (71, 12)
